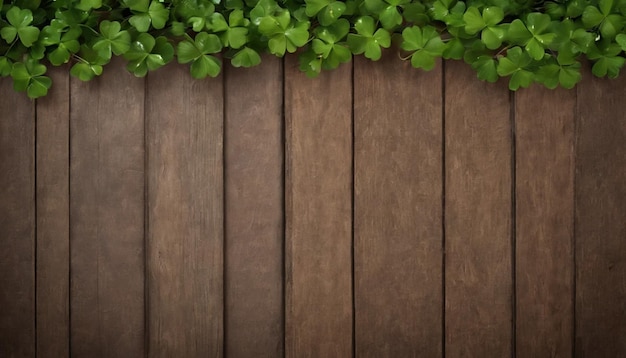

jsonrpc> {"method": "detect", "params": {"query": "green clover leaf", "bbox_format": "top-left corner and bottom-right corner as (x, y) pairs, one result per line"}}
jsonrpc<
(259, 11), (310, 56)
(535, 56), (582, 89)
(177, 32), (223, 78)
(311, 19), (351, 69)
(582, 0), (623, 38)
(587, 41), (626, 78)
(508, 13), (557, 60)
(10, 59), (51, 98)
(496, 46), (534, 90)
(93, 21), (132, 61)
(70, 44), (108, 81)
(230, 47), (262, 67)
(305, 0), (346, 26)
(47, 27), (81, 65)
(1, 7), (41, 47)
(124, 33), (175, 77)
(129, 1), (170, 32)
(401, 25), (445, 70)
(347, 16), (391, 60)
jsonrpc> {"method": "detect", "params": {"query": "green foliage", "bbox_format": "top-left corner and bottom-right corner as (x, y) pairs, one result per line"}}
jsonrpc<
(2, 0), (626, 97)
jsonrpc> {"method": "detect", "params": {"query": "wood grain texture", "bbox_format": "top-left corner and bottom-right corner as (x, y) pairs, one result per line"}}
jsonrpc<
(444, 60), (513, 357)
(36, 65), (70, 358)
(515, 85), (575, 358)
(224, 56), (284, 357)
(353, 54), (443, 357)
(0, 78), (36, 357)
(70, 58), (145, 357)
(146, 63), (224, 357)
(575, 69), (626, 357)
(284, 55), (353, 358)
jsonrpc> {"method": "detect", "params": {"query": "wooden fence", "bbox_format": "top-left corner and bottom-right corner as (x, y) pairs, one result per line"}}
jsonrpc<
(1, 53), (625, 357)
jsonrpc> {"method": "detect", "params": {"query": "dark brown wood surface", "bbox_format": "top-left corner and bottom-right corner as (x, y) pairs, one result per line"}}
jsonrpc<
(36, 66), (71, 358)
(354, 54), (443, 357)
(146, 63), (224, 357)
(69, 59), (146, 357)
(284, 56), (353, 357)
(444, 60), (513, 357)
(224, 56), (284, 357)
(575, 69), (626, 357)
(515, 86), (575, 357)
(0, 74), (36, 358)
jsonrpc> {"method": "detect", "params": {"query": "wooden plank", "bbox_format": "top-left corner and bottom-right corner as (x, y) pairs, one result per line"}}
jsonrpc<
(575, 69), (626, 357)
(353, 54), (443, 357)
(444, 60), (513, 356)
(70, 58), (145, 357)
(224, 56), (284, 357)
(0, 77), (36, 357)
(146, 63), (224, 357)
(515, 85), (575, 357)
(284, 55), (352, 357)
(36, 65), (70, 357)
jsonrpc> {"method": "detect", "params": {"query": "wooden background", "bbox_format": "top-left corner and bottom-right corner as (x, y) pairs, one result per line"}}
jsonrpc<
(1, 54), (625, 357)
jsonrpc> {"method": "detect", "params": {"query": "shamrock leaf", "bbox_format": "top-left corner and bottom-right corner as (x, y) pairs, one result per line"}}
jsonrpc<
(508, 13), (557, 60)
(0, 56), (14, 77)
(93, 21), (132, 60)
(587, 41), (625, 77)
(10, 59), (51, 98)
(230, 47), (261, 67)
(47, 27), (81, 65)
(129, 1), (170, 32)
(311, 19), (351, 69)
(177, 32), (223, 78)
(401, 25), (445, 70)
(347, 16), (391, 60)
(305, 0), (347, 26)
(124, 33), (174, 77)
(1, 7), (41, 47)
(582, 0), (623, 38)
(70, 44), (108, 81)
(496, 47), (534, 90)
(535, 56), (582, 89)
(76, 0), (102, 11)
(463, 6), (507, 49)
(258, 10), (310, 56)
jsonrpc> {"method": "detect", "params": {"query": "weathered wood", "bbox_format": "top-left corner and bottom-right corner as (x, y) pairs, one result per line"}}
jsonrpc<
(284, 55), (353, 357)
(146, 63), (224, 357)
(353, 54), (443, 357)
(224, 56), (284, 357)
(0, 77), (36, 357)
(70, 58), (145, 357)
(444, 60), (513, 357)
(36, 66), (71, 358)
(575, 69), (626, 357)
(515, 85), (575, 357)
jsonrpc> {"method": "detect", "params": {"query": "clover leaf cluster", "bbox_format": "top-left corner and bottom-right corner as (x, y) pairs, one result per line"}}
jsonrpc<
(1, 0), (626, 97)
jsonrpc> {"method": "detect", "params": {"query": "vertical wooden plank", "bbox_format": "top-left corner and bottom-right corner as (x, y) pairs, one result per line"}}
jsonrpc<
(353, 54), (442, 357)
(36, 66), (70, 357)
(575, 70), (626, 357)
(147, 64), (223, 357)
(224, 56), (284, 357)
(70, 58), (145, 357)
(0, 79), (35, 357)
(284, 56), (352, 357)
(444, 60), (513, 357)
(515, 86), (575, 357)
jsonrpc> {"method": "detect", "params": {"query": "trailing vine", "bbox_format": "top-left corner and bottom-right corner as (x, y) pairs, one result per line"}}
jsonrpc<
(1, 0), (625, 97)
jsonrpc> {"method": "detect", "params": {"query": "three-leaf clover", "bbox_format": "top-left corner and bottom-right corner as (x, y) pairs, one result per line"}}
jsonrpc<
(587, 41), (626, 78)
(347, 16), (391, 61)
(582, 0), (624, 39)
(230, 47), (262, 67)
(124, 33), (175, 77)
(258, 10), (310, 56)
(177, 32), (223, 78)
(311, 19), (352, 69)
(497, 47), (535, 90)
(92, 21), (131, 61)
(508, 13), (557, 60)
(128, 1), (170, 32)
(401, 25), (445, 70)
(463, 6), (507, 50)
(10, 59), (51, 98)
(305, 0), (347, 26)
(1, 7), (41, 47)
